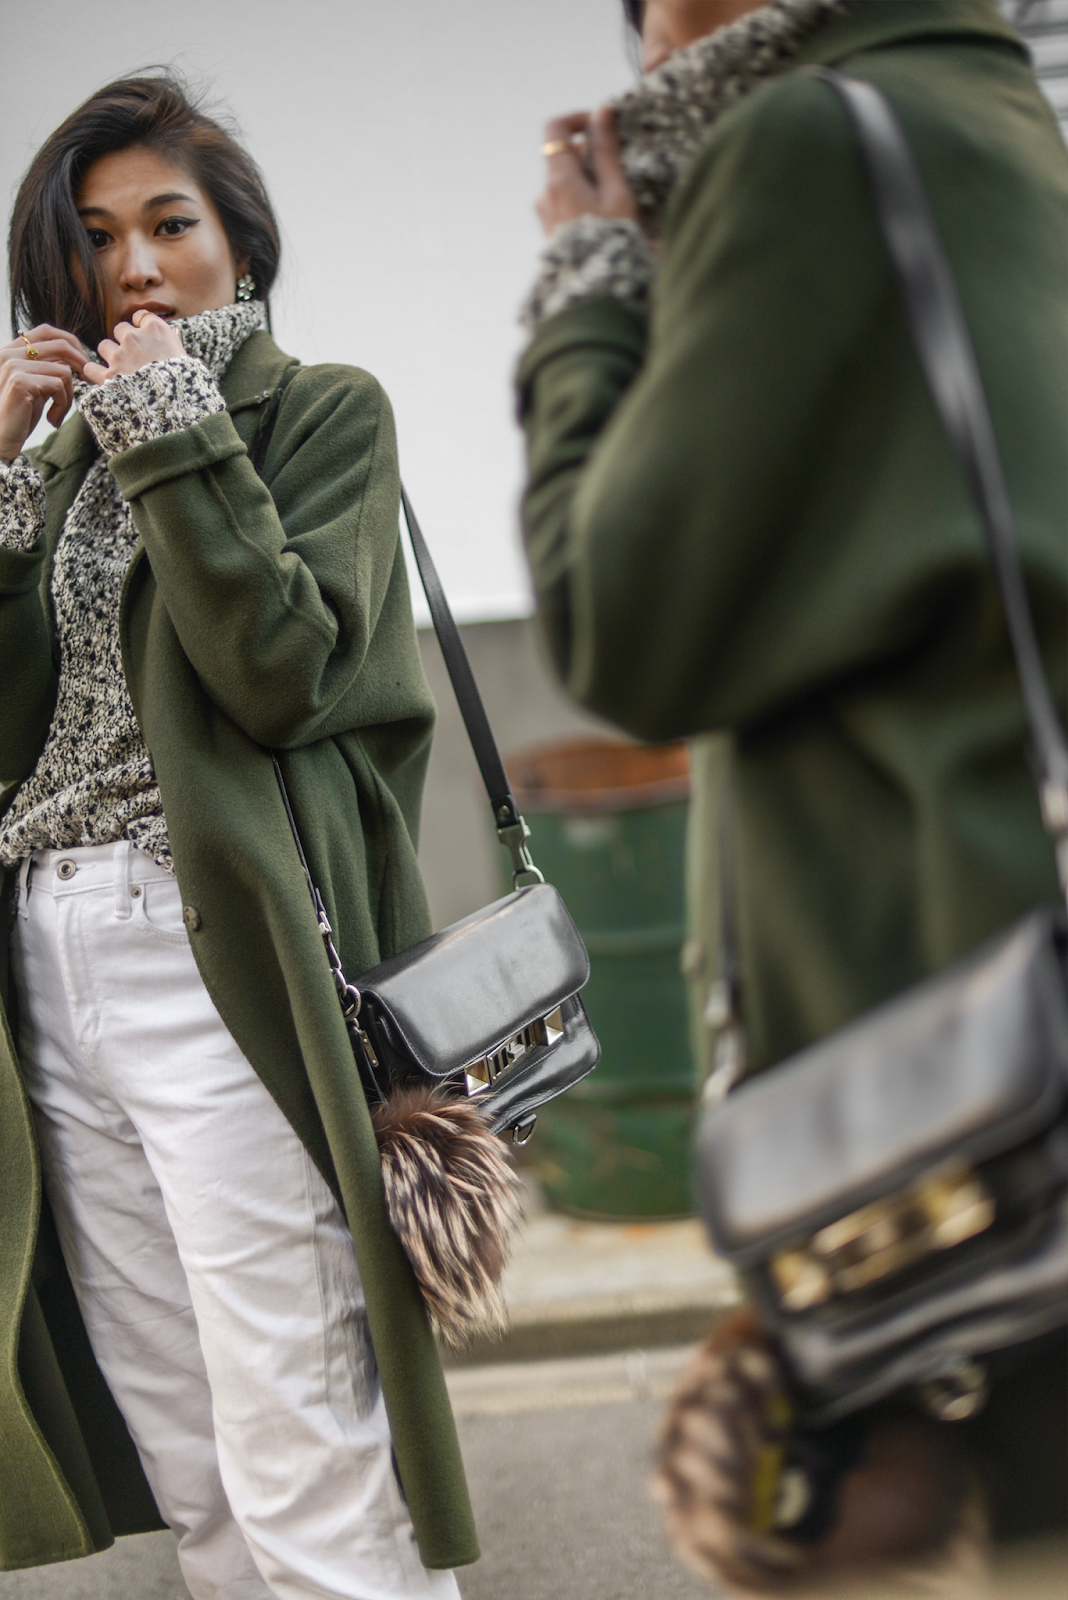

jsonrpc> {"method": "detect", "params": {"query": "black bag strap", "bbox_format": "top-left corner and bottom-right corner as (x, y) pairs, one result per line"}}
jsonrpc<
(814, 67), (1068, 898)
(400, 487), (541, 887)
(250, 366), (542, 890)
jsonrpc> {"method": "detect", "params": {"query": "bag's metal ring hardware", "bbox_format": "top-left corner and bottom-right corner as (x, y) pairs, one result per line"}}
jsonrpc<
(920, 1357), (989, 1422)
(511, 1113), (538, 1146)
(497, 815), (545, 890)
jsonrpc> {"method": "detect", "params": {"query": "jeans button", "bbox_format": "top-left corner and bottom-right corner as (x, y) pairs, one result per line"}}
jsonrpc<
(56, 859), (77, 880)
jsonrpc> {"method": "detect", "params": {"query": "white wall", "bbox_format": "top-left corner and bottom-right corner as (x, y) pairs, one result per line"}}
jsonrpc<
(1, 0), (632, 621)
(1005, 0), (1068, 136)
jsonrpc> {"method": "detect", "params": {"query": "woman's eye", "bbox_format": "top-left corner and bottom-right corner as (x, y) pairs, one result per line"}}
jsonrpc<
(157, 215), (198, 237)
(85, 229), (110, 250)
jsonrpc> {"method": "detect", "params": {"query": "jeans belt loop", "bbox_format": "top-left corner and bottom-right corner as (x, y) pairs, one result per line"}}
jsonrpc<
(114, 839), (133, 919)
(16, 854), (32, 921)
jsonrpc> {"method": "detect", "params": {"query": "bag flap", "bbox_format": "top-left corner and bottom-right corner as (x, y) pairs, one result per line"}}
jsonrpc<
(356, 883), (589, 1077)
(697, 911), (1068, 1264)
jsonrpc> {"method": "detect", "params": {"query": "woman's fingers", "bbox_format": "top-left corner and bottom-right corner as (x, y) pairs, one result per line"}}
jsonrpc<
(17, 325), (89, 375)
(543, 111), (592, 148)
(90, 314), (187, 380)
(0, 323), (85, 457)
(536, 106), (639, 235)
(590, 107), (639, 219)
(0, 363), (73, 460)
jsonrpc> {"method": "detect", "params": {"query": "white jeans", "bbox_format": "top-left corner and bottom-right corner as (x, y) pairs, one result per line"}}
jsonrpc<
(12, 841), (461, 1600)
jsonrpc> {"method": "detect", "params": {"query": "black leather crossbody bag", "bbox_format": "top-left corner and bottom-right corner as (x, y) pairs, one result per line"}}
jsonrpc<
(265, 472), (600, 1147)
(695, 70), (1068, 1425)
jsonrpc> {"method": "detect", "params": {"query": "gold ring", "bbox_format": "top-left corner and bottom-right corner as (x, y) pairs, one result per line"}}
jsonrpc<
(19, 332), (38, 359)
(542, 139), (574, 158)
(131, 309), (149, 327)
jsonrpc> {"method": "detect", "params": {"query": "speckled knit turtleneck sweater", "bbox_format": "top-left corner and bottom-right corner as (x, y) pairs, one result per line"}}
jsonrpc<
(0, 300), (265, 870)
(522, 0), (853, 328)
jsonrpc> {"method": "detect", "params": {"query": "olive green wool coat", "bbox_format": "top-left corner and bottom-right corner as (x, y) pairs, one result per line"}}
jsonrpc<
(518, 0), (1067, 1537)
(0, 330), (478, 1571)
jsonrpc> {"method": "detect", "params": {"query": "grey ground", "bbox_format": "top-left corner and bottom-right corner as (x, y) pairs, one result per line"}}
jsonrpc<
(0, 1393), (707, 1600)
(2, 1194), (1063, 1599)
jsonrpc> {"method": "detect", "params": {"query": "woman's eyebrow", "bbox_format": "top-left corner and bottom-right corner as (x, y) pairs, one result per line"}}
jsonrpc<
(76, 192), (199, 219)
(142, 192), (199, 211)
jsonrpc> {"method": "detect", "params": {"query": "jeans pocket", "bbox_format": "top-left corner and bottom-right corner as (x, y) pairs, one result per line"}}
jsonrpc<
(135, 879), (190, 944)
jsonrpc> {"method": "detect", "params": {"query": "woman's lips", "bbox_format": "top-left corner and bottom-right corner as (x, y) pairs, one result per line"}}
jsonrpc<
(120, 303), (176, 323)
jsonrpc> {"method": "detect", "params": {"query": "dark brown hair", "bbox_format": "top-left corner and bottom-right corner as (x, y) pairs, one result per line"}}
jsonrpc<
(622, 0), (643, 29)
(8, 71), (280, 348)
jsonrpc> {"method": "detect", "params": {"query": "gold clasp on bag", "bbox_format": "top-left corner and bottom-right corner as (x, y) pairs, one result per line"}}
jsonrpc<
(770, 1164), (997, 1312)
(464, 1007), (565, 1097)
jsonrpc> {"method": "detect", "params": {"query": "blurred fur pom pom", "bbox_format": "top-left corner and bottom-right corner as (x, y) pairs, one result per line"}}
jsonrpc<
(652, 1309), (985, 1598)
(370, 1085), (523, 1349)
(653, 1309), (808, 1594)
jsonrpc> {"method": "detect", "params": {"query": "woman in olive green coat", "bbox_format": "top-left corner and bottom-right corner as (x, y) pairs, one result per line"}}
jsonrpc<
(0, 73), (476, 1593)
(519, 0), (1066, 1588)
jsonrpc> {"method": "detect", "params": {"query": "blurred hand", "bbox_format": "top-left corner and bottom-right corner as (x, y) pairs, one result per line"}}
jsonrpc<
(0, 325), (87, 463)
(83, 310), (187, 385)
(537, 107), (639, 236)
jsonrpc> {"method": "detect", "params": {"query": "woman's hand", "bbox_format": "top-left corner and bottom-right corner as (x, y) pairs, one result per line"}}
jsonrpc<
(0, 325), (87, 464)
(82, 311), (187, 385)
(537, 107), (639, 236)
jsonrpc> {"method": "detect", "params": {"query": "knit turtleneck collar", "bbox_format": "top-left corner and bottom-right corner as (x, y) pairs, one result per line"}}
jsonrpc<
(161, 298), (266, 381)
(612, 0), (854, 233)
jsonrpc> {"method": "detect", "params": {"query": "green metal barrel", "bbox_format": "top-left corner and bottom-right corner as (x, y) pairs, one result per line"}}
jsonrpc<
(505, 738), (694, 1219)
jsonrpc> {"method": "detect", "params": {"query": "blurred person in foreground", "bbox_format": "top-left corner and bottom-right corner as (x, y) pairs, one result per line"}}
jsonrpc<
(0, 72), (473, 1599)
(516, 0), (1067, 1593)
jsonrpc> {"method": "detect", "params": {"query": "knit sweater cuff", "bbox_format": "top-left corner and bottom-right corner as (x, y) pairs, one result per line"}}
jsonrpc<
(78, 357), (226, 459)
(521, 217), (655, 332)
(0, 455), (46, 551)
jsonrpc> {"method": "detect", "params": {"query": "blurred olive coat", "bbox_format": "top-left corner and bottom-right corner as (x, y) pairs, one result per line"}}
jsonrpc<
(0, 329), (478, 1572)
(517, 0), (1067, 1536)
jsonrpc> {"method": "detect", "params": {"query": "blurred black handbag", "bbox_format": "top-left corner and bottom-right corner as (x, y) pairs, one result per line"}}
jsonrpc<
(273, 487), (601, 1146)
(695, 70), (1068, 1425)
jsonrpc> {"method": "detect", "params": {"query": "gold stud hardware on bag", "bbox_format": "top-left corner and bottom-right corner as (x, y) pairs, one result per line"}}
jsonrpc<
(770, 1164), (997, 1312)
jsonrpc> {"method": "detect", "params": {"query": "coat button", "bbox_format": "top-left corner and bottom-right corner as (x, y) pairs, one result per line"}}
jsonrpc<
(182, 906), (202, 932)
(56, 859), (77, 880)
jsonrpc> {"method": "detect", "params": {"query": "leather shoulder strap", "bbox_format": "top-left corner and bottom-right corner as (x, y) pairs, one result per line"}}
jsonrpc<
(813, 67), (1068, 897)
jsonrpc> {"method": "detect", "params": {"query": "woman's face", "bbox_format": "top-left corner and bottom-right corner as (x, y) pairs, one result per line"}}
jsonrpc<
(75, 145), (245, 336)
(639, 0), (766, 71)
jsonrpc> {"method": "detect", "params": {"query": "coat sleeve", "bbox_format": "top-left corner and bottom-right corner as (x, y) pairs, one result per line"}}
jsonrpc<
(517, 74), (910, 742)
(0, 461), (58, 794)
(109, 364), (403, 749)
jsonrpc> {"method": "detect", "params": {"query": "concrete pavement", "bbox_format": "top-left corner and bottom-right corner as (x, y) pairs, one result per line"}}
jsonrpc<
(1, 1185), (1064, 1598)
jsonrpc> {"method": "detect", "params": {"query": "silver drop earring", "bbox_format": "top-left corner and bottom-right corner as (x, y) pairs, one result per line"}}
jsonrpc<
(236, 273), (256, 302)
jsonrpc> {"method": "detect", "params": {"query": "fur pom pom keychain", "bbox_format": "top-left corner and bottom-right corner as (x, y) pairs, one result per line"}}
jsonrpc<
(370, 1086), (523, 1349)
(652, 1310), (985, 1597)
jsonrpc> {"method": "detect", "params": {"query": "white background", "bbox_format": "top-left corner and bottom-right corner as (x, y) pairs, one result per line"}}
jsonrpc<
(1, 0), (632, 621)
